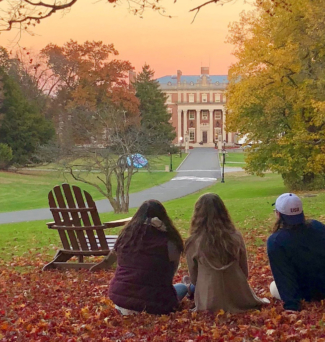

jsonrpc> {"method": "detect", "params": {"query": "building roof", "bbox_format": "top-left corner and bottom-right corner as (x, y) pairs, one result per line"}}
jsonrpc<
(156, 75), (228, 86)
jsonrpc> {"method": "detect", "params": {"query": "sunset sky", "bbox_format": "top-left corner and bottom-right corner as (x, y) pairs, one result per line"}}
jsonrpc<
(1, 0), (249, 77)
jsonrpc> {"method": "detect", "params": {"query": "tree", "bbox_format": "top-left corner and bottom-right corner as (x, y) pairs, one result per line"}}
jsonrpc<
(0, 0), (291, 32)
(0, 46), (55, 118)
(0, 143), (12, 169)
(33, 41), (144, 213)
(226, 0), (325, 190)
(133, 64), (176, 153)
(0, 69), (55, 165)
(37, 105), (150, 213)
(40, 40), (140, 145)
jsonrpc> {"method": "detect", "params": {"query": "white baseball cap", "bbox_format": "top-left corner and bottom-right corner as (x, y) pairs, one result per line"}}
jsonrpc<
(275, 193), (304, 225)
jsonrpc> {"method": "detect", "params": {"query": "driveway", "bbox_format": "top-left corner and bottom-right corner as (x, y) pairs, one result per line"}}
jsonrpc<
(0, 148), (241, 223)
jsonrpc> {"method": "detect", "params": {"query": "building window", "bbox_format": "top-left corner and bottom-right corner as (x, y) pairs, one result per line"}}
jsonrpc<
(166, 94), (172, 103)
(189, 128), (195, 141)
(215, 93), (221, 103)
(202, 110), (209, 120)
(189, 110), (195, 120)
(215, 111), (222, 120)
(189, 94), (195, 103)
(167, 108), (172, 114)
(202, 94), (207, 102)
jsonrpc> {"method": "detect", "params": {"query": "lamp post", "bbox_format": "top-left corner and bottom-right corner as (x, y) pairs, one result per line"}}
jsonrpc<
(179, 137), (183, 157)
(169, 145), (173, 172)
(221, 141), (226, 183)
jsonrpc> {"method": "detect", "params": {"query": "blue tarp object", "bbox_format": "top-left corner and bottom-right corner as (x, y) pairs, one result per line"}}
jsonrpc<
(127, 153), (148, 168)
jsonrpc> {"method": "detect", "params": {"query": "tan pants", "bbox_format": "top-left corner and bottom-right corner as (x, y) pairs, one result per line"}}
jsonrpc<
(270, 281), (281, 300)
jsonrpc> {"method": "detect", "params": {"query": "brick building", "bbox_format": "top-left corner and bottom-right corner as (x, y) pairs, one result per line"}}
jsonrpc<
(156, 67), (236, 148)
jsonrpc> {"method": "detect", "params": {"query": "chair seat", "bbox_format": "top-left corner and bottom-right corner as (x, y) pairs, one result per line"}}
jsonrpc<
(85, 235), (118, 250)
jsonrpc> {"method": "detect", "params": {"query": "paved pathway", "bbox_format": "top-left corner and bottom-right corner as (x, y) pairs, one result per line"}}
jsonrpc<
(0, 148), (243, 224)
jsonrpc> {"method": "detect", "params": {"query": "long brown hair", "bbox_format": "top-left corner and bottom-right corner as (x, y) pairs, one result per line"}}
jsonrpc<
(115, 199), (184, 253)
(185, 193), (241, 265)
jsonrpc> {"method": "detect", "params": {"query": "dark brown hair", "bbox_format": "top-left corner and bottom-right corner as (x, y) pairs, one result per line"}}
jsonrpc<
(272, 212), (307, 233)
(114, 199), (184, 253)
(185, 193), (242, 265)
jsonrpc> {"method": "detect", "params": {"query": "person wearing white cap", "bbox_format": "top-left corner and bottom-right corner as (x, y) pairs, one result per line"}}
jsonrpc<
(267, 193), (325, 311)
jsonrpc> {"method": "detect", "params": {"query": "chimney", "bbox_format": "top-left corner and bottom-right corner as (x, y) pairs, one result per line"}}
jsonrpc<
(177, 70), (182, 84)
(129, 70), (136, 84)
(201, 67), (209, 75)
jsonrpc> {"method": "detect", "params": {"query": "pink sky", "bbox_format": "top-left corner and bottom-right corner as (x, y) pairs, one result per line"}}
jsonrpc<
(1, 0), (249, 77)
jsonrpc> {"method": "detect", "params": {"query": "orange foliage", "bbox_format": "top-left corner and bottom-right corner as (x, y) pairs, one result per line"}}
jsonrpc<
(41, 40), (139, 115)
(2, 230), (325, 341)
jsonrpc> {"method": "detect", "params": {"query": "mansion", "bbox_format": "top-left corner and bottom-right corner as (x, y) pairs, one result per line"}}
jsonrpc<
(156, 67), (236, 148)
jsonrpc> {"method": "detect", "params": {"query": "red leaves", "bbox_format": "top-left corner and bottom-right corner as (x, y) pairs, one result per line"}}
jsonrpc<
(1, 237), (325, 341)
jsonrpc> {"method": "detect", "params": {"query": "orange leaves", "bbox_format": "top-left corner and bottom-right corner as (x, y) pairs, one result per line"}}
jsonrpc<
(2, 245), (325, 341)
(0, 322), (9, 331)
(42, 40), (138, 114)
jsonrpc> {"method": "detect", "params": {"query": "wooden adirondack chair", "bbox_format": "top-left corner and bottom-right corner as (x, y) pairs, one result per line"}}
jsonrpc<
(43, 183), (131, 271)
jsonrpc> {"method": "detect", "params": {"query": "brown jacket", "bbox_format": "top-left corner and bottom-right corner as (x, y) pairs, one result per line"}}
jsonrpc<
(186, 232), (268, 313)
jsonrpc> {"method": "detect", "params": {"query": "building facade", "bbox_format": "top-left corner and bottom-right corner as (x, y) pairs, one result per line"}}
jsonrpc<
(156, 67), (236, 148)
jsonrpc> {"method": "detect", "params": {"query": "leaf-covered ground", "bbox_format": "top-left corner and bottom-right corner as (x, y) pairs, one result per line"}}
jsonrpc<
(2, 231), (325, 342)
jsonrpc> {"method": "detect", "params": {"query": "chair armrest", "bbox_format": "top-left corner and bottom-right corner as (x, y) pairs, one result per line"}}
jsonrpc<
(46, 221), (55, 228)
(103, 217), (132, 228)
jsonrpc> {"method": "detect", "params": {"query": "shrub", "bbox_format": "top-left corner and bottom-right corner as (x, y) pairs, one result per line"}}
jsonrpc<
(0, 143), (13, 169)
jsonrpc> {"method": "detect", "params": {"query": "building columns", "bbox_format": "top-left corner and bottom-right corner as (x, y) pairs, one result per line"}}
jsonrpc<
(222, 110), (226, 142)
(196, 110), (200, 143)
(184, 111), (187, 137)
(209, 110), (214, 143)
(177, 110), (182, 142)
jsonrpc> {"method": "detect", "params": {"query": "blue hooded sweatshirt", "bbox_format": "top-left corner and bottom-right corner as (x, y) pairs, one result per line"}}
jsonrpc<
(267, 220), (325, 311)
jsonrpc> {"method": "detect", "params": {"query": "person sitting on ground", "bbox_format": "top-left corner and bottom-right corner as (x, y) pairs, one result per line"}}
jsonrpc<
(267, 193), (325, 311)
(108, 199), (190, 315)
(183, 193), (269, 313)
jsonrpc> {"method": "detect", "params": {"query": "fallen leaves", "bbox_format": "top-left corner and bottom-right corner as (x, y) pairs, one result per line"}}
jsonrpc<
(2, 235), (325, 341)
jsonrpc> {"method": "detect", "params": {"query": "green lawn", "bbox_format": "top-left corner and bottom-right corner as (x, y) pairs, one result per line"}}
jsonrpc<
(147, 153), (185, 171)
(31, 154), (186, 172)
(221, 152), (246, 167)
(2, 172), (325, 261)
(1, 154), (187, 213)
(0, 167), (182, 214)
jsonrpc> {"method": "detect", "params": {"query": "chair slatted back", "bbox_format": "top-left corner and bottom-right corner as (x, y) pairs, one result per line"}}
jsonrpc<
(48, 184), (109, 252)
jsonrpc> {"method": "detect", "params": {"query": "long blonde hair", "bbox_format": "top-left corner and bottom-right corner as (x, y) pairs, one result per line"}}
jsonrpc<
(185, 193), (241, 265)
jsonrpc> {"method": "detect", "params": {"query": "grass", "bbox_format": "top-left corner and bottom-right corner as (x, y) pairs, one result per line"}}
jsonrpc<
(2, 171), (325, 261)
(31, 154), (186, 172)
(221, 152), (246, 167)
(0, 154), (186, 213)
(147, 154), (186, 171)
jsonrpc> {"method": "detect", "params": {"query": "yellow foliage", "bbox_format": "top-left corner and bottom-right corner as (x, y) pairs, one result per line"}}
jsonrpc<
(226, 0), (325, 189)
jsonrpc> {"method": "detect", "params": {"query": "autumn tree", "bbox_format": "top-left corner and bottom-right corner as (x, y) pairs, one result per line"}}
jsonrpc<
(226, 0), (325, 190)
(34, 40), (144, 213)
(133, 64), (176, 153)
(40, 40), (139, 144)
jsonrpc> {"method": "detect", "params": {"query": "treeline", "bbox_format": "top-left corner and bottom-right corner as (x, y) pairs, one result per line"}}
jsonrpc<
(0, 41), (175, 169)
